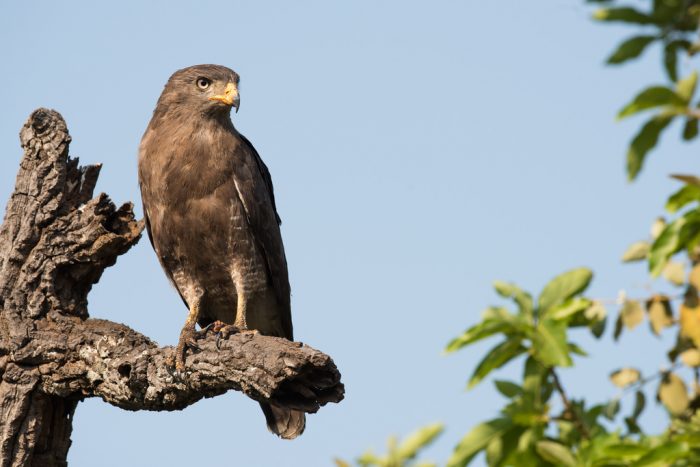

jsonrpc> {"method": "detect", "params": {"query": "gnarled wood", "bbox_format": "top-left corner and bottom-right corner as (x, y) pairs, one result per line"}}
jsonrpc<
(0, 109), (344, 467)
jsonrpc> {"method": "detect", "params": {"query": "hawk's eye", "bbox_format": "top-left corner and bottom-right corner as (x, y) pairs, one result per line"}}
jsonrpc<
(196, 78), (211, 90)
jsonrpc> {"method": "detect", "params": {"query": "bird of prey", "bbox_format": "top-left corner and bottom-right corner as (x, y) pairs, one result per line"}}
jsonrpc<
(138, 64), (305, 439)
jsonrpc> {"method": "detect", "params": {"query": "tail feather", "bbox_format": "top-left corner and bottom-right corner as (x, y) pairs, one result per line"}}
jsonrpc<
(259, 402), (306, 440)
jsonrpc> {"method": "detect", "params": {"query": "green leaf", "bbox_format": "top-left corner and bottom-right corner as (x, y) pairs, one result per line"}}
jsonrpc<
(632, 390), (645, 419)
(568, 342), (588, 356)
(607, 35), (656, 64)
(533, 319), (572, 367)
(538, 268), (593, 314)
(683, 118), (699, 141)
(603, 398), (620, 420)
(447, 418), (513, 467)
(485, 425), (523, 467)
(549, 297), (592, 322)
(602, 443), (649, 459)
(396, 423), (444, 461)
(663, 40), (691, 82)
(671, 174), (700, 186)
(649, 216), (686, 276)
(493, 281), (533, 315)
(622, 241), (650, 262)
(627, 114), (674, 181)
(357, 450), (383, 466)
(522, 356), (546, 396)
(468, 339), (527, 388)
(494, 380), (522, 398)
(594, 7), (656, 24)
(631, 441), (688, 466)
(666, 184), (700, 213)
(535, 440), (577, 467)
(676, 71), (699, 102)
(617, 86), (685, 120)
(445, 309), (520, 353)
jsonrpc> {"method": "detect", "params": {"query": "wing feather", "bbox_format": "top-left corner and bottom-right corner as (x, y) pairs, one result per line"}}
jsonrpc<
(231, 135), (293, 339)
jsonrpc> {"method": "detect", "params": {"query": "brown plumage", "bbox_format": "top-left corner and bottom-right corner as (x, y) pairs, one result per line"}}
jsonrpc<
(138, 64), (305, 439)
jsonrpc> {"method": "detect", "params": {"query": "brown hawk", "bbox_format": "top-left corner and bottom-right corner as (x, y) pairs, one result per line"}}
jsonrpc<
(138, 64), (305, 439)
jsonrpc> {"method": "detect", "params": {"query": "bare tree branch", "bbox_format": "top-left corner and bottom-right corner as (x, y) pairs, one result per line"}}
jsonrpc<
(0, 109), (344, 467)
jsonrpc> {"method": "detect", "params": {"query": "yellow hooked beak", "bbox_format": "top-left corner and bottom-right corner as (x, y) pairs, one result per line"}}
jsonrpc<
(209, 82), (240, 112)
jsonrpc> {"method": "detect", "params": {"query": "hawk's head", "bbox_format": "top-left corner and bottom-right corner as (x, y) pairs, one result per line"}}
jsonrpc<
(155, 64), (241, 117)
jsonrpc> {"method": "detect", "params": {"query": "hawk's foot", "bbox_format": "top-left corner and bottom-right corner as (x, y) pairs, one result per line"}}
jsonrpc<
(214, 325), (260, 348)
(175, 322), (201, 371)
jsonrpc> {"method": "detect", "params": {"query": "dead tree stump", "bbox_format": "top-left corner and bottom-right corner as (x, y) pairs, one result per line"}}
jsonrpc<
(0, 109), (344, 467)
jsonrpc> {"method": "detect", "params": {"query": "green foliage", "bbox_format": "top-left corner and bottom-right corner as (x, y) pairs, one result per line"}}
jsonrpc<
(336, 424), (445, 467)
(339, 2), (700, 465)
(595, 0), (700, 179)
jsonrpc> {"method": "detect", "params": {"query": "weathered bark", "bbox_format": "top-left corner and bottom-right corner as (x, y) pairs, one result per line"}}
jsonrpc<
(0, 109), (344, 467)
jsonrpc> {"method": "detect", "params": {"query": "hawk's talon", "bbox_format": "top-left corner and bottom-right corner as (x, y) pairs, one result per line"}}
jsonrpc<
(215, 324), (242, 349)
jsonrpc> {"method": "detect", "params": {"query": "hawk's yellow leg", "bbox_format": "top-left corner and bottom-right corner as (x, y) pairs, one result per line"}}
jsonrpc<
(174, 299), (202, 371)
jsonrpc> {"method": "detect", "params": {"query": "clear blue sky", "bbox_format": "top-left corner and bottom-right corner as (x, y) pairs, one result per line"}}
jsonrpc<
(0, 1), (695, 466)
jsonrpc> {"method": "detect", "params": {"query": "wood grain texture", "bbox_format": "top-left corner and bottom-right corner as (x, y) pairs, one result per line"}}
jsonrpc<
(0, 109), (343, 467)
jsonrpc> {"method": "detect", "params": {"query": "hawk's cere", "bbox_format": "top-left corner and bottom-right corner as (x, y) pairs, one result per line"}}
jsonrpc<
(138, 64), (305, 439)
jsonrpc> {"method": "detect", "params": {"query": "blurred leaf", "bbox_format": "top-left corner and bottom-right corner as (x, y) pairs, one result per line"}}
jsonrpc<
(568, 342), (588, 356)
(622, 241), (650, 262)
(681, 349), (700, 367)
(666, 184), (700, 213)
(658, 372), (690, 415)
(671, 173), (700, 186)
(357, 451), (383, 466)
(649, 216), (686, 276)
(651, 217), (666, 239)
(533, 319), (572, 367)
(691, 264), (700, 289)
(334, 459), (351, 467)
(395, 423), (444, 462)
(522, 356), (546, 396)
(676, 71), (698, 102)
(646, 295), (674, 335)
(631, 441), (687, 466)
(663, 261), (686, 286)
(621, 300), (645, 330)
(607, 35), (656, 64)
(618, 87), (685, 120)
(445, 308), (520, 353)
(538, 268), (593, 314)
(683, 118), (699, 141)
(494, 380), (522, 398)
(610, 368), (642, 388)
(614, 312), (624, 340)
(549, 297), (591, 322)
(603, 443), (648, 459)
(468, 339), (527, 388)
(680, 302), (700, 347)
(632, 390), (646, 419)
(590, 315), (607, 338)
(485, 425), (522, 467)
(493, 281), (533, 315)
(447, 418), (513, 467)
(603, 398), (621, 420)
(585, 301), (608, 321)
(627, 114), (674, 181)
(535, 440), (576, 467)
(664, 40), (691, 81)
(594, 7), (656, 24)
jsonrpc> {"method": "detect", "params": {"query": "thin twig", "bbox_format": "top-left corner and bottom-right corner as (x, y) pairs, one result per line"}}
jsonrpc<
(551, 368), (591, 440)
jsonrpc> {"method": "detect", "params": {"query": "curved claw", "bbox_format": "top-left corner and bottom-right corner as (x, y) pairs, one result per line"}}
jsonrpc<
(215, 324), (241, 349)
